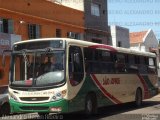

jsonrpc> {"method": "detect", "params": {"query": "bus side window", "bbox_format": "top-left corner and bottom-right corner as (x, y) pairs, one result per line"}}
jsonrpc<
(128, 55), (138, 73)
(69, 46), (84, 86)
(84, 48), (94, 73)
(115, 53), (126, 73)
(148, 57), (156, 74)
(101, 50), (114, 73)
(138, 56), (148, 74)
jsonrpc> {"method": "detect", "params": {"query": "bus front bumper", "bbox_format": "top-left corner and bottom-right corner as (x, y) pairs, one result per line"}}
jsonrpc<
(9, 99), (68, 114)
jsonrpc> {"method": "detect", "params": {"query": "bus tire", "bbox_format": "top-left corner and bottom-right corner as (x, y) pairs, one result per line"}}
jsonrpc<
(85, 93), (97, 116)
(135, 88), (142, 107)
(0, 103), (10, 116)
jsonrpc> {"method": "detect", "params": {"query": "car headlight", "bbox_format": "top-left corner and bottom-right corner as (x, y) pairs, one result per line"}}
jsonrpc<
(51, 90), (66, 101)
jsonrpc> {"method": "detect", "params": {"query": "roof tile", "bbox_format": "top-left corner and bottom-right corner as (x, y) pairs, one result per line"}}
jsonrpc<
(130, 31), (148, 43)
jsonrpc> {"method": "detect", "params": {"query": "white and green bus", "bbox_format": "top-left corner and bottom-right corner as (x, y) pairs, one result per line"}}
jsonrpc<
(3, 38), (158, 115)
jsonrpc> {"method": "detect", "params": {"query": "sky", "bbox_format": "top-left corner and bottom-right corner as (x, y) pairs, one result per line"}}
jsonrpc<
(108, 0), (160, 40)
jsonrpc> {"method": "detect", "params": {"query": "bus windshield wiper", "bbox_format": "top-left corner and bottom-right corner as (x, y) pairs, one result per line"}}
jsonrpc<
(21, 49), (31, 67)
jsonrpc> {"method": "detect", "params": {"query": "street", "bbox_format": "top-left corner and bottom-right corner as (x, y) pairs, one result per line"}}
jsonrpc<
(0, 94), (160, 120)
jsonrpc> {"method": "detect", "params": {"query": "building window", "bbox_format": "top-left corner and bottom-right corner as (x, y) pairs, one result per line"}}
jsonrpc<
(103, 10), (105, 14)
(56, 29), (61, 37)
(91, 3), (100, 16)
(28, 24), (40, 39)
(118, 41), (122, 47)
(67, 32), (82, 39)
(92, 39), (102, 43)
(106, 38), (111, 45)
(0, 18), (14, 34)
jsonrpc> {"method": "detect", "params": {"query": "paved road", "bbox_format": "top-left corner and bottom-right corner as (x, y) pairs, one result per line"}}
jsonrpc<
(1, 94), (160, 120)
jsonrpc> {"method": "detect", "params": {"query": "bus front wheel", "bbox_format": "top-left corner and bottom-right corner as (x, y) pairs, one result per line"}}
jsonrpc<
(0, 103), (10, 116)
(135, 88), (142, 107)
(85, 94), (97, 115)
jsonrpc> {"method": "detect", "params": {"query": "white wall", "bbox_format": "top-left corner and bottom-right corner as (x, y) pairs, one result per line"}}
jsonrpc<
(130, 44), (146, 52)
(144, 29), (159, 52)
(47, 0), (84, 11)
(110, 26), (116, 46)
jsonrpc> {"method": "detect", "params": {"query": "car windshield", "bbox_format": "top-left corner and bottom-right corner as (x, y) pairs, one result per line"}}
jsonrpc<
(10, 50), (65, 87)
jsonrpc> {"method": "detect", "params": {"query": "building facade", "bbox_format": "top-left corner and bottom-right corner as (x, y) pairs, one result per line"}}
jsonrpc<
(130, 29), (158, 52)
(54, 0), (109, 44)
(0, 0), (84, 85)
(110, 25), (130, 48)
(0, 0), (84, 40)
(84, 0), (109, 44)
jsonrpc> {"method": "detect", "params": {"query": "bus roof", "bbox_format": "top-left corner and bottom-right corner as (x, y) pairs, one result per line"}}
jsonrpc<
(14, 38), (156, 58)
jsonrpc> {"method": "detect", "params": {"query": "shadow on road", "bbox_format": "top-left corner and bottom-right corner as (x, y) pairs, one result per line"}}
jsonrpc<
(91, 100), (160, 120)
(2, 100), (160, 120)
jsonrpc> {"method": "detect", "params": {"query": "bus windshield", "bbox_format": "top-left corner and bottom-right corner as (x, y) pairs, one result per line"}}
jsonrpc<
(10, 50), (65, 87)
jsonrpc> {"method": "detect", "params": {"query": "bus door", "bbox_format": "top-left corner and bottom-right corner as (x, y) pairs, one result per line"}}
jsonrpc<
(69, 46), (84, 85)
(68, 46), (84, 112)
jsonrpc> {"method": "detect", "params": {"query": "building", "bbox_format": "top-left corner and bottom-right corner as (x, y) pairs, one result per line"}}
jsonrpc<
(130, 29), (158, 52)
(0, 0), (84, 40)
(110, 25), (130, 48)
(84, 0), (109, 44)
(0, 0), (84, 85)
(53, 0), (109, 44)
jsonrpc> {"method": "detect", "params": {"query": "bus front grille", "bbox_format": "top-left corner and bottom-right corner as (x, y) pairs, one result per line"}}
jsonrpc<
(20, 97), (49, 101)
(20, 106), (49, 111)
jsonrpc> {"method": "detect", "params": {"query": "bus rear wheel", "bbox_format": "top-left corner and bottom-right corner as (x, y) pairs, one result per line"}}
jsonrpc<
(85, 94), (97, 115)
(135, 88), (142, 107)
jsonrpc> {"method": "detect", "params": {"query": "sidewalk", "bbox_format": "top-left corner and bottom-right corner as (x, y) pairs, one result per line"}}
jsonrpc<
(145, 93), (160, 101)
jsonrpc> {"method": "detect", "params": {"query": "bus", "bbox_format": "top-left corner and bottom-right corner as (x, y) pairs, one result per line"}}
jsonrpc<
(2, 38), (158, 115)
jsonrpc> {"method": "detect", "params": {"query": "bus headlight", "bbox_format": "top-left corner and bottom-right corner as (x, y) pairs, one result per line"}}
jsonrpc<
(9, 94), (18, 102)
(51, 90), (66, 101)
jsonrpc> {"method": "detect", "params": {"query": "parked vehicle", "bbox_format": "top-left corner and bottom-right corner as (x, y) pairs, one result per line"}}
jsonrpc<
(0, 85), (10, 116)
